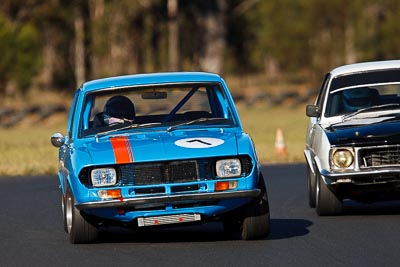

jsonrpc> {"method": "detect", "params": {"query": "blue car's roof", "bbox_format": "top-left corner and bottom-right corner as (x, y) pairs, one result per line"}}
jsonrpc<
(81, 72), (223, 92)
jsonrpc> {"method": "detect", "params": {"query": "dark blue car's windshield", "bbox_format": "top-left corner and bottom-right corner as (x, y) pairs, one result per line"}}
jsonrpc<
(325, 70), (400, 117)
(80, 83), (237, 137)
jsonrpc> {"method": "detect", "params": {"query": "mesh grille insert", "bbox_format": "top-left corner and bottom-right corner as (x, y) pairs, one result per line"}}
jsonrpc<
(360, 146), (400, 167)
(120, 160), (199, 186)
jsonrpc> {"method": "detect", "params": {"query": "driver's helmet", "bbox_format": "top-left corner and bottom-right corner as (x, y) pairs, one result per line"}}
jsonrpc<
(342, 88), (372, 112)
(103, 95), (135, 125)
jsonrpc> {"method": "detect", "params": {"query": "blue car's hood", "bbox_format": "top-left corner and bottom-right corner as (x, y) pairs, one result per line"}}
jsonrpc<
(84, 129), (238, 164)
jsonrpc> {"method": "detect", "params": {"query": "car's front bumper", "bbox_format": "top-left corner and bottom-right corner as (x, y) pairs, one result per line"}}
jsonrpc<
(320, 167), (400, 201)
(320, 167), (400, 185)
(75, 189), (260, 210)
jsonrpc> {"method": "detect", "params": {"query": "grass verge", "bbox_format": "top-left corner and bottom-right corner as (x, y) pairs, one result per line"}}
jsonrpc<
(0, 104), (308, 176)
(237, 103), (307, 163)
(0, 114), (66, 176)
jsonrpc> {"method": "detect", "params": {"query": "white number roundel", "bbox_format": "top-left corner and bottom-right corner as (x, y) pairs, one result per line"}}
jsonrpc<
(175, 138), (224, 148)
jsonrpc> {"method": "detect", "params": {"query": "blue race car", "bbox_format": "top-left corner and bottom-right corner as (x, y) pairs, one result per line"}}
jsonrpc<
(51, 72), (270, 243)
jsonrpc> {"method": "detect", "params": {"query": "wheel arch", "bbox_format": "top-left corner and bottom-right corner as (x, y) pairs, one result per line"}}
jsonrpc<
(305, 150), (329, 187)
(304, 149), (316, 175)
(304, 149), (324, 176)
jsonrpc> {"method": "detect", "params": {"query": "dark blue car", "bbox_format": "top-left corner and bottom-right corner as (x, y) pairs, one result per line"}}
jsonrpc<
(305, 60), (400, 215)
(51, 72), (270, 243)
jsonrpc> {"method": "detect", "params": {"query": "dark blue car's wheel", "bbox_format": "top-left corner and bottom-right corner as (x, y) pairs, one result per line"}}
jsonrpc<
(316, 172), (342, 216)
(307, 164), (316, 208)
(241, 176), (270, 240)
(66, 187), (99, 244)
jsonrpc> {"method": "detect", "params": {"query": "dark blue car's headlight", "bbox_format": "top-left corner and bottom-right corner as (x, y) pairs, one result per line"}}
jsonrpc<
(330, 148), (354, 169)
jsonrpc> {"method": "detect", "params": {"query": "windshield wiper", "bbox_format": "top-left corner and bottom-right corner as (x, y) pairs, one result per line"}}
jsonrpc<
(342, 103), (400, 121)
(167, 118), (229, 132)
(95, 122), (162, 140)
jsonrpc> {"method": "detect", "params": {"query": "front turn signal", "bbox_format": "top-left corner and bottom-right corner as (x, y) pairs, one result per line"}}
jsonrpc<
(98, 189), (122, 199)
(215, 181), (238, 191)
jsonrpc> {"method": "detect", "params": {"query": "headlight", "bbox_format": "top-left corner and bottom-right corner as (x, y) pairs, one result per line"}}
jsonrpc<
(91, 168), (117, 187)
(216, 159), (242, 177)
(331, 148), (354, 168)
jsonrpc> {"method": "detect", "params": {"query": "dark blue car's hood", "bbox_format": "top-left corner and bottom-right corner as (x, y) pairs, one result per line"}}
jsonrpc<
(82, 129), (238, 165)
(326, 117), (400, 145)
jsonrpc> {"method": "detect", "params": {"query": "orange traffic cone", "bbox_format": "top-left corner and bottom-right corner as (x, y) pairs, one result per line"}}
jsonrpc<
(274, 128), (288, 158)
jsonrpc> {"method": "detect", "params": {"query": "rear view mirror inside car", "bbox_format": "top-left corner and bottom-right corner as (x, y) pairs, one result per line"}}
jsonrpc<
(142, 91), (167, 99)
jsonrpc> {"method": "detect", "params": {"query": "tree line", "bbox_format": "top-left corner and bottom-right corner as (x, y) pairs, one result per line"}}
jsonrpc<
(1, 0), (400, 96)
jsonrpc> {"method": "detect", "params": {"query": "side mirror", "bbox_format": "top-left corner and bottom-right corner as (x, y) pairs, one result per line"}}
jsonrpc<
(51, 133), (65, 147)
(306, 105), (320, 117)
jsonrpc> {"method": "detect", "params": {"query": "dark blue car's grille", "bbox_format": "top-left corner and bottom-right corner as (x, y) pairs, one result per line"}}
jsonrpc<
(359, 145), (400, 167)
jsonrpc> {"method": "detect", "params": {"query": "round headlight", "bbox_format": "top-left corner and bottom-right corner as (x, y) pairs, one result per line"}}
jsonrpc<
(332, 149), (354, 168)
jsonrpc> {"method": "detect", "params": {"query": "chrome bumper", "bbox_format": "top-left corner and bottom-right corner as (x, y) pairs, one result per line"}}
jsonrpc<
(320, 168), (400, 186)
(75, 189), (261, 210)
(321, 168), (400, 179)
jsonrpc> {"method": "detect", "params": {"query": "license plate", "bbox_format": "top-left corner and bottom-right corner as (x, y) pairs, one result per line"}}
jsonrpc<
(137, 214), (201, 227)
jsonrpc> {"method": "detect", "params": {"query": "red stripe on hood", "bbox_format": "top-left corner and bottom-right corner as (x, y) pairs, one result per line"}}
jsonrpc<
(110, 136), (134, 164)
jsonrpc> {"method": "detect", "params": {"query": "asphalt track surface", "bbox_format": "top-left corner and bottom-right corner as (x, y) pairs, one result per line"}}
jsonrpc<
(1, 163), (400, 267)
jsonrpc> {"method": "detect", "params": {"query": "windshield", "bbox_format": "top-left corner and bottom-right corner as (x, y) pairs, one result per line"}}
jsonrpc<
(80, 83), (237, 137)
(325, 70), (400, 117)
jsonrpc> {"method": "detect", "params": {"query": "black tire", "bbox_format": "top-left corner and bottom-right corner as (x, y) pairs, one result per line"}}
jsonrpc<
(316, 172), (342, 216)
(307, 164), (316, 208)
(65, 187), (99, 244)
(61, 193), (68, 233)
(241, 176), (271, 240)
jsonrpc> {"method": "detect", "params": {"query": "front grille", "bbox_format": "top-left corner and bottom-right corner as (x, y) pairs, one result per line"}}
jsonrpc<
(359, 145), (400, 167)
(121, 160), (200, 185)
(79, 156), (253, 187)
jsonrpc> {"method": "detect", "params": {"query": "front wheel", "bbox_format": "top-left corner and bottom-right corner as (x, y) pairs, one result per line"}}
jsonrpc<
(241, 176), (271, 240)
(62, 193), (68, 233)
(65, 187), (99, 244)
(307, 164), (316, 208)
(316, 172), (342, 216)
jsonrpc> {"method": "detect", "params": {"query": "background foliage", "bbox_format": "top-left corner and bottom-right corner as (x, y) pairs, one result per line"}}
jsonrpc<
(2, 1), (400, 175)
(1, 0), (400, 96)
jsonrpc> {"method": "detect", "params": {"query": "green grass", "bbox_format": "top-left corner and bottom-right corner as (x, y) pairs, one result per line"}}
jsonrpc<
(0, 117), (66, 176)
(237, 103), (308, 163)
(0, 104), (308, 176)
